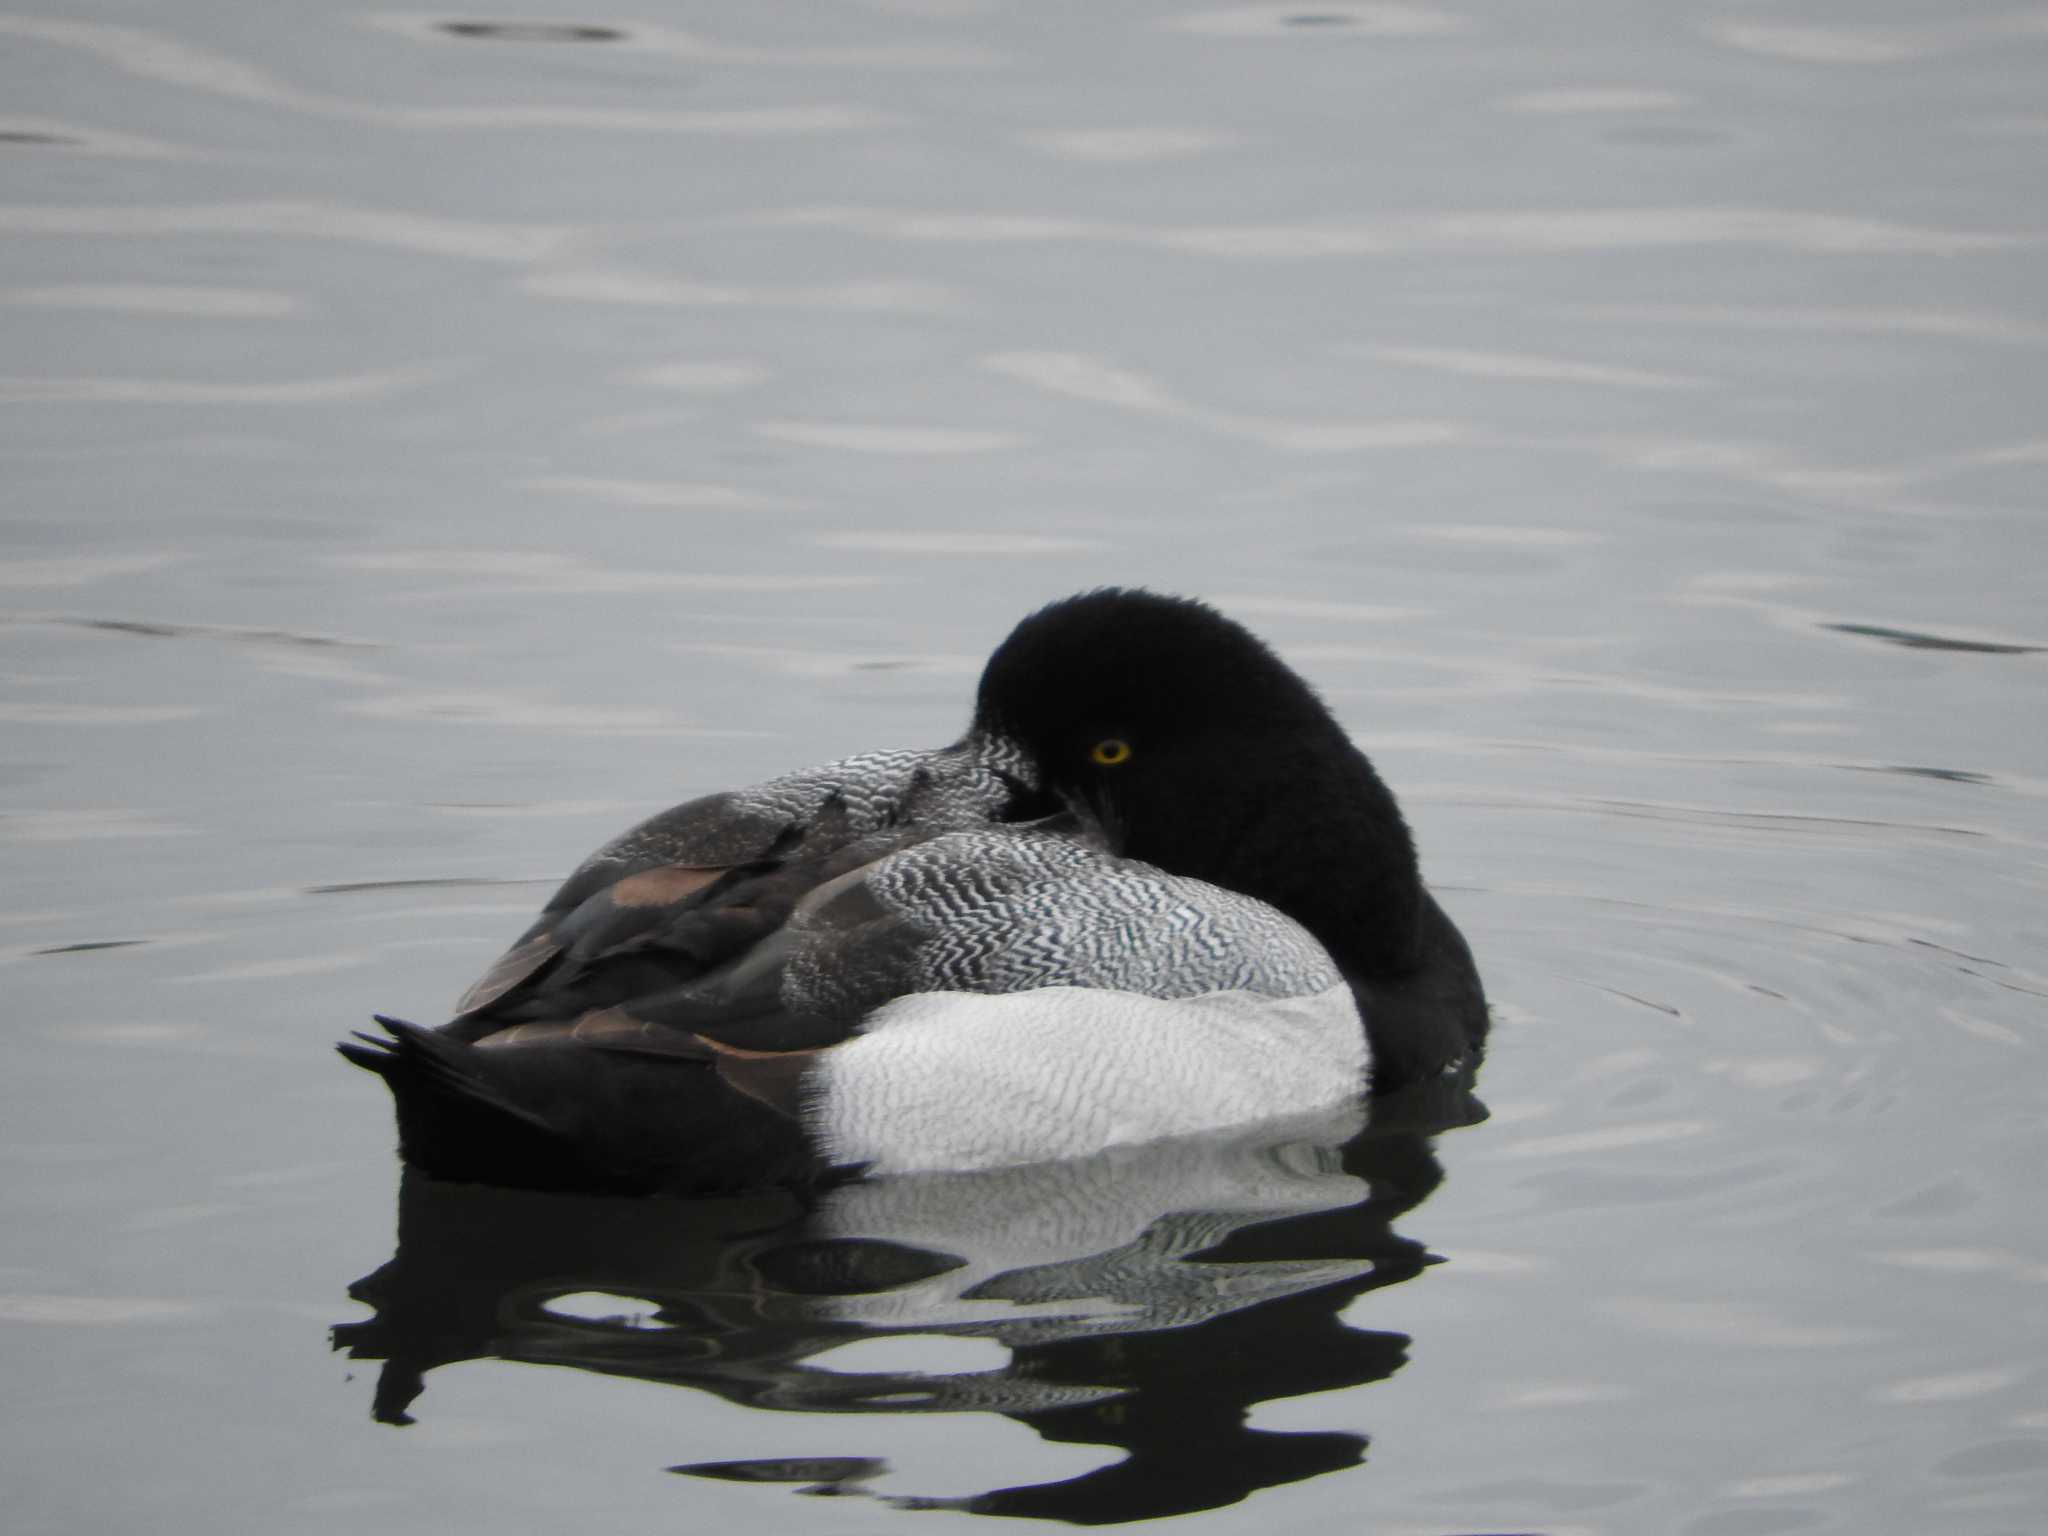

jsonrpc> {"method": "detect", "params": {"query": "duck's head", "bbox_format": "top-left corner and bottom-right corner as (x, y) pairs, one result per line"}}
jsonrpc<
(969, 588), (1426, 975)
(972, 589), (1349, 849)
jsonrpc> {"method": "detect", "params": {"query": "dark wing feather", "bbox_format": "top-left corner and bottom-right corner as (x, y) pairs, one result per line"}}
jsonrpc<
(453, 804), (944, 1039)
(443, 782), (822, 1028)
(348, 750), (1016, 1192)
(452, 931), (563, 1018)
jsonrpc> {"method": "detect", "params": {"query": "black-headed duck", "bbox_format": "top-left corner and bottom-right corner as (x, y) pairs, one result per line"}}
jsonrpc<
(342, 589), (1487, 1192)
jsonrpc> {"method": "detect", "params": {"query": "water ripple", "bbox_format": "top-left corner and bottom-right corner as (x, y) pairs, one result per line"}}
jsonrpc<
(1019, 126), (1241, 163)
(1702, 15), (2048, 68)
(526, 266), (960, 314)
(520, 477), (798, 512)
(0, 702), (203, 724)
(0, 554), (177, 588)
(1562, 303), (2048, 345)
(0, 18), (893, 136)
(1502, 88), (1688, 115)
(1822, 623), (2043, 656)
(370, 12), (1002, 69)
(1171, 4), (1468, 39)
(0, 1294), (199, 1325)
(0, 201), (578, 263)
(0, 115), (200, 159)
(760, 204), (2030, 258)
(753, 421), (1026, 455)
(985, 350), (1463, 452)
(1368, 345), (1711, 391)
(339, 548), (880, 596)
(0, 364), (452, 405)
(812, 531), (1102, 556)
(3, 284), (297, 318)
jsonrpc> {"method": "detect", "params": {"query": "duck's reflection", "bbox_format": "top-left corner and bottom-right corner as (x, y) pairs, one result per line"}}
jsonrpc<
(335, 1072), (1481, 1523)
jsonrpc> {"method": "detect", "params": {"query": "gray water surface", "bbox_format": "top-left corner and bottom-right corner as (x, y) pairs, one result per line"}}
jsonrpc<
(5, 2), (2046, 1532)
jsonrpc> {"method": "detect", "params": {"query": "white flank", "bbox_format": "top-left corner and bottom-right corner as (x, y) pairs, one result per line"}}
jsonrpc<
(812, 984), (1367, 1175)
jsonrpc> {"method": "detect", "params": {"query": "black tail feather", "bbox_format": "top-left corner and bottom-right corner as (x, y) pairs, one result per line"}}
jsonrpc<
(340, 1014), (828, 1196)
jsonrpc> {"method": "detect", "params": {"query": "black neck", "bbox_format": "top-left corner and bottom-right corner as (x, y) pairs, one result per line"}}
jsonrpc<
(1133, 733), (1426, 980)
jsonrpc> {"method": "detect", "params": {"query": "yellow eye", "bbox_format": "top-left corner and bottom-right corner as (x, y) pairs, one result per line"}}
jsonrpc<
(1089, 738), (1133, 767)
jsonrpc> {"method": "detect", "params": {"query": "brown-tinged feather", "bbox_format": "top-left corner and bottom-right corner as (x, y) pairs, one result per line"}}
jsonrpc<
(453, 932), (562, 1017)
(472, 1021), (579, 1050)
(606, 864), (724, 908)
(567, 1007), (717, 1059)
(704, 1038), (822, 1120)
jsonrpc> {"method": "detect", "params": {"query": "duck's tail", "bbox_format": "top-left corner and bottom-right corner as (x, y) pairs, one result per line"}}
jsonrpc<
(340, 1017), (594, 1190)
(339, 1016), (827, 1195)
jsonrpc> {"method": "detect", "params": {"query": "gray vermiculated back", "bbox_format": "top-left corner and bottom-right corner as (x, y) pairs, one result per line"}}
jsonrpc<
(787, 826), (1343, 1016)
(574, 747), (1017, 873)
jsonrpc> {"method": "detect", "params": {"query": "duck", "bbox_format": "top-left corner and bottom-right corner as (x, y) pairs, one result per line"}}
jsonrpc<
(341, 588), (1488, 1193)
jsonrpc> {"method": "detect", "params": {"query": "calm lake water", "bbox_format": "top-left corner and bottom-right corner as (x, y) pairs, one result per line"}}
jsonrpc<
(5, 2), (2046, 1532)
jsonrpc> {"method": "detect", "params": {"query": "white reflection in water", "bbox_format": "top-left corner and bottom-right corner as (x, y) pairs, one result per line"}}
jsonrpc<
(629, 361), (772, 394)
(341, 689), (746, 737)
(0, 365), (450, 405)
(173, 954), (369, 983)
(1874, 1369), (2025, 1405)
(1726, 1474), (1855, 1498)
(1537, 430), (1914, 502)
(1410, 525), (1601, 547)
(1209, 596), (1429, 622)
(1968, 439), (2048, 466)
(0, 1295), (200, 1325)
(65, 1022), (210, 1044)
(1608, 1298), (1882, 1350)
(339, 549), (878, 596)
(381, 105), (884, 136)
(0, 17), (293, 110)
(1483, 1381), (1636, 1410)
(521, 477), (798, 511)
(1368, 345), (1711, 392)
(422, 800), (638, 821)
(537, 1292), (674, 1329)
(807, 1335), (1013, 1375)
(1702, 15), (2048, 67)
(0, 553), (178, 587)
(814, 531), (1101, 555)
(1702, 1057), (1826, 1091)
(854, 0), (996, 15)
(1019, 126), (1240, 163)
(0, 810), (191, 843)
(1433, 1249), (1549, 1276)
(0, 202), (578, 263)
(769, 205), (2027, 258)
(1867, 1248), (2044, 1277)
(1706, 21), (1931, 67)
(3, 284), (297, 318)
(0, 702), (204, 723)
(525, 266), (960, 314)
(1501, 1120), (1709, 1158)
(671, 642), (981, 678)
(983, 350), (1179, 413)
(753, 421), (1027, 455)
(1562, 303), (2048, 345)
(985, 350), (1463, 454)
(1501, 88), (1688, 115)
